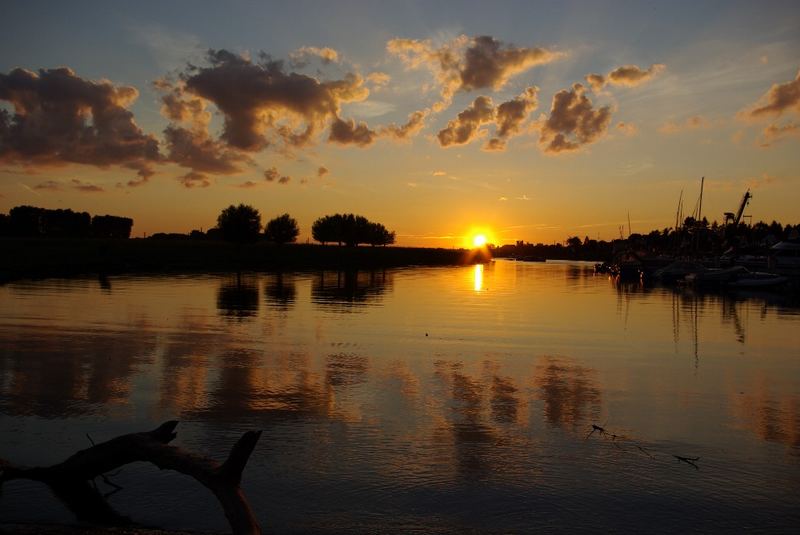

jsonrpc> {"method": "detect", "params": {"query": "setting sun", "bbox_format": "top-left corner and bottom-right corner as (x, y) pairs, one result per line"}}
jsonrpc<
(472, 234), (487, 248)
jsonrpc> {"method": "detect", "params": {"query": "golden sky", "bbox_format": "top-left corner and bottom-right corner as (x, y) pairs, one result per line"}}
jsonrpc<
(1, 1), (798, 246)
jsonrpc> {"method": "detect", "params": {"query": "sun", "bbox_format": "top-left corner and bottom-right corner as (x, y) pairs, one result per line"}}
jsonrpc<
(472, 234), (487, 248)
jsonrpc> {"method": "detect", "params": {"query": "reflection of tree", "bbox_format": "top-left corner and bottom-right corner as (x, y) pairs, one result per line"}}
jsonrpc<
(0, 323), (156, 417)
(533, 356), (602, 431)
(731, 379), (799, 454)
(312, 270), (391, 310)
(216, 276), (259, 320)
(264, 273), (296, 310)
(326, 353), (368, 387)
(431, 361), (508, 479)
(491, 375), (519, 424)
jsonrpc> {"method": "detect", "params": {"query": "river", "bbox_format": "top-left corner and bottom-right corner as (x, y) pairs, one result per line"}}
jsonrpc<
(1, 260), (798, 532)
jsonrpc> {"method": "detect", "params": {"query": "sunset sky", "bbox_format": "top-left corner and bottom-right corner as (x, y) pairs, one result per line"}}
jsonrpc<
(1, 1), (798, 246)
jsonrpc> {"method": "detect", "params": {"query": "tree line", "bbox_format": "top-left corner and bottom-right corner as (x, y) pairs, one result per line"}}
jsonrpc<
(495, 217), (800, 261)
(215, 204), (395, 247)
(0, 206), (133, 238)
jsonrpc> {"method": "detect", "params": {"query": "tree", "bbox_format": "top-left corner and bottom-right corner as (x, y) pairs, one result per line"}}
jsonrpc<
(366, 222), (395, 246)
(264, 213), (299, 244)
(312, 213), (394, 246)
(217, 204), (261, 243)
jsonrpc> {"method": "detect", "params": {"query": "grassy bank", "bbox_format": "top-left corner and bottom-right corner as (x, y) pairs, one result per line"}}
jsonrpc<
(0, 238), (489, 281)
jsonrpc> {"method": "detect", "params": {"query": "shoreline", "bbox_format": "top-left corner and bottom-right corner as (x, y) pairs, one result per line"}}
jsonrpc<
(0, 238), (490, 283)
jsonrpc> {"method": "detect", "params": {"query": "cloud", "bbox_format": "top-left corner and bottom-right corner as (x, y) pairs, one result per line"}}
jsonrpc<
(178, 49), (370, 151)
(289, 46), (340, 67)
(264, 166), (291, 184)
(744, 173), (777, 190)
(539, 83), (612, 154)
(179, 171), (211, 188)
(485, 86), (538, 151)
(235, 180), (260, 188)
(437, 96), (495, 147)
(498, 196), (508, 201)
(616, 122), (638, 136)
(317, 166), (329, 177)
(366, 71), (391, 87)
(585, 64), (665, 91)
(380, 109), (428, 140)
(743, 70), (800, 119)
(328, 117), (378, 146)
(658, 115), (710, 134)
(32, 180), (62, 191)
(759, 121), (800, 147)
(388, 35), (562, 109)
(0, 67), (159, 179)
(71, 178), (104, 193)
(432, 170), (447, 176)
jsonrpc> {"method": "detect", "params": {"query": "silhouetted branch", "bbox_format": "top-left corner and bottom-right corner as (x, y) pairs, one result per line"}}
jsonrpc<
(0, 421), (262, 534)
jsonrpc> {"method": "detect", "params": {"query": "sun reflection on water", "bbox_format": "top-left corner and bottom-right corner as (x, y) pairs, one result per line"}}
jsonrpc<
(473, 263), (484, 292)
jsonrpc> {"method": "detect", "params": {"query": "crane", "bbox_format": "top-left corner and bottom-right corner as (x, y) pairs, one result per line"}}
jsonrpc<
(724, 189), (752, 226)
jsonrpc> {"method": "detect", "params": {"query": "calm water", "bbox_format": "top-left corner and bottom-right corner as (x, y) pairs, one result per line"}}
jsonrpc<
(1, 260), (799, 533)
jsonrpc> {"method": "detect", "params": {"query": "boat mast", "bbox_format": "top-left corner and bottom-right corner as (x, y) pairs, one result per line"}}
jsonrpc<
(698, 176), (705, 225)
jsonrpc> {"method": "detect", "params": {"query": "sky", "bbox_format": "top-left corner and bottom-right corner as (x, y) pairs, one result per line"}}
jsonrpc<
(1, 0), (798, 246)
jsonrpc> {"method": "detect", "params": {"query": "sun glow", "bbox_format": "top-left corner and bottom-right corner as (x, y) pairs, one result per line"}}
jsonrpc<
(472, 234), (487, 248)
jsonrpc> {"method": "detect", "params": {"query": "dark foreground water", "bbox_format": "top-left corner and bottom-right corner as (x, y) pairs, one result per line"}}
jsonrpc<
(1, 260), (798, 533)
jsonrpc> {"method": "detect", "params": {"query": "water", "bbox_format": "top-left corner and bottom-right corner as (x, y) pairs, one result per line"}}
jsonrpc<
(1, 261), (798, 533)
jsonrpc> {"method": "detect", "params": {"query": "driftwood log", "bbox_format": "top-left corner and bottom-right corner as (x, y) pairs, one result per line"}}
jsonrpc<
(0, 421), (262, 535)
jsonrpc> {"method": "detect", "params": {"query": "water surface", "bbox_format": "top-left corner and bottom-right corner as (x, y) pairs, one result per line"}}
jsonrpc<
(1, 261), (798, 532)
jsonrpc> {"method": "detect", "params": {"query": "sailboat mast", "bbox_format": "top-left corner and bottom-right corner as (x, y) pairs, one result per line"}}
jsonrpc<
(698, 176), (705, 224)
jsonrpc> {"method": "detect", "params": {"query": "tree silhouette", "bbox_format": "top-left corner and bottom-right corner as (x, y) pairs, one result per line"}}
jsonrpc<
(217, 204), (261, 243)
(312, 213), (394, 247)
(264, 213), (299, 244)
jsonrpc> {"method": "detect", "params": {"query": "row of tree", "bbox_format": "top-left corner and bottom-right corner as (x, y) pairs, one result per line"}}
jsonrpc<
(495, 218), (800, 261)
(0, 206), (133, 238)
(215, 204), (396, 247)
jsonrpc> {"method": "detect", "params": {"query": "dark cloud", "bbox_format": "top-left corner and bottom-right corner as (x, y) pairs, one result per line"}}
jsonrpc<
(388, 35), (561, 109)
(539, 83), (612, 154)
(437, 87), (538, 150)
(179, 171), (210, 188)
(71, 178), (104, 193)
(33, 180), (62, 191)
(163, 125), (250, 174)
(235, 180), (260, 188)
(437, 96), (495, 147)
(585, 64), (665, 91)
(746, 70), (800, 118)
(264, 166), (291, 184)
(485, 86), (538, 151)
(180, 49), (369, 151)
(317, 166), (329, 177)
(0, 67), (159, 179)
(328, 117), (378, 147)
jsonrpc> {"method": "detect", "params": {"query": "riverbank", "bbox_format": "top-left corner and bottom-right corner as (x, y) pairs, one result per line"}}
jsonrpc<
(0, 238), (490, 282)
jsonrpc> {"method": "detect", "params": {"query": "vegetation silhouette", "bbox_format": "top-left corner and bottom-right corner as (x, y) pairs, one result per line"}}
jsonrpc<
(312, 213), (395, 246)
(0, 206), (132, 238)
(264, 213), (299, 244)
(217, 204), (261, 243)
(312, 270), (391, 310)
(216, 276), (260, 320)
(264, 272), (296, 310)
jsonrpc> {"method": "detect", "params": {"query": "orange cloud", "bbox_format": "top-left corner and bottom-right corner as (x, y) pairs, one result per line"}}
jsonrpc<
(539, 83), (612, 154)
(586, 64), (665, 92)
(744, 70), (800, 119)
(388, 35), (562, 109)
(437, 96), (495, 147)
(264, 166), (291, 184)
(0, 67), (159, 181)
(659, 115), (711, 134)
(759, 121), (800, 147)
